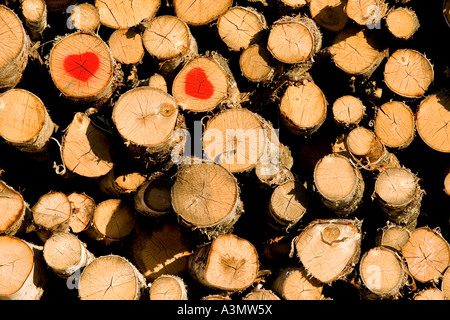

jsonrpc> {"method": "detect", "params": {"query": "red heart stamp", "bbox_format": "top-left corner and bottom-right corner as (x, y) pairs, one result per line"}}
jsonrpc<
(64, 52), (100, 82)
(184, 67), (214, 100)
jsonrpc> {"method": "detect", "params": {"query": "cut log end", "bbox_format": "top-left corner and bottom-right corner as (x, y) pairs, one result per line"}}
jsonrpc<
(346, 0), (388, 26)
(149, 275), (188, 300)
(332, 95), (366, 128)
(21, 0), (47, 38)
(0, 181), (27, 236)
(67, 192), (95, 233)
(376, 223), (411, 251)
(31, 191), (72, 233)
(71, 3), (100, 32)
(414, 288), (447, 300)
(272, 267), (323, 300)
(385, 7), (419, 40)
(240, 44), (278, 83)
(135, 177), (172, 217)
(309, 0), (348, 32)
(108, 29), (144, 65)
(173, 0), (232, 26)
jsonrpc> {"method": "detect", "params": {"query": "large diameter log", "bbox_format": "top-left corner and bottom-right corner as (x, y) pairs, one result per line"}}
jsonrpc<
(49, 31), (117, 105)
(171, 162), (243, 238)
(0, 89), (55, 153)
(95, 0), (160, 29)
(309, 0), (348, 32)
(149, 275), (188, 300)
(0, 180), (31, 236)
(143, 15), (197, 74)
(43, 232), (94, 278)
(401, 227), (450, 283)
(78, 255), (147, 300)
(61, 112), (114, 178)
(267, 16), (322, 64)
(188, 234), (259, 291)
(173, 0), (232, 26)
(374, 167), (424, 227)
(272, 267), (323, 300)
(131, 223), (192, 281)
(416, 92), (450, 153)
(294, 218), (362, 283)
(383, 49), (434, 98)
(0, 236), (46, 300)
(0, 5), (29, 91)
(313, 153), (364, 217)
(359, 246), (408, 298)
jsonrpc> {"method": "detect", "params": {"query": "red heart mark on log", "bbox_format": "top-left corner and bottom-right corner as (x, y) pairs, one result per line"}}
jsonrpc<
(64, 52), (100, 82)
(185, 67), (214, 99)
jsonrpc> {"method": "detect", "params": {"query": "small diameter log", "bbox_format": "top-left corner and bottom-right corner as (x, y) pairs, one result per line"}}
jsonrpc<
(383, 49), (434, 98)
(280, 0), (307, 8)
(374, 101), (415, 150)
(217, 6), (267, 52)
(108, 29), (144, 65)
(267, 16), (322, 64)
(173, 0), (232, 26)
(359, 246), (408, 298)
(279, 80), (327, 136)
(171, 162), (243, 238)
(376, 222), (411, 252)
(272, 267), (323, 300)
(67, 192), (95, 234)
(143, 15), (197, 74)
(99, 169), (146, 196)
(332, 95), (366, 128)
(31, 191), (72, 237)
(43, 232), (94, 278)
(70, 3), (100, 32)
(188, 234), (259, 292)
(294, 218), (363, 283)
(202, 108), (267, 173)
(313, 153), (364, 217)
(0, 5), (29, 91)
(0, 180), (31, 236)
(112, 86), (182, 164)
(414, 288), (447, 300)
(402, 227), (450, 283)
(149, 275), (188, 300)
(131, 223), (192, 281)
(309, 0), (348, 32)
(345, 0), (388, 27)
(243, 287), (280, 300)
(172, 52), (238, 112)
(61, 112), (114, 178)
(85, 199), (136, 245)
(21, 0), (47, 39)
(78, 255), (147, 300)
(385, 7), (419, 40)
(49, 31), (117, 105)
(0, 236), (46, 300)
(330, 27), (386, 77)
(346, 126), (398, 170)
(416, 92), (450, 153)
(240, 44), (281, 83)
(134, 177), (172, 218)
(442, 266), (450, 298)
(148, 74), (167, 92)
(0, 89), (55, 153)
(374, 167), (424, 227)
(95, 0), (159, 29)
(268, 180), (309, 232)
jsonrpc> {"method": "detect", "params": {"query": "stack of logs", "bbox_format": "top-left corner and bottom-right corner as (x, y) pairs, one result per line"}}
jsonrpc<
(0, 0), (449, 301)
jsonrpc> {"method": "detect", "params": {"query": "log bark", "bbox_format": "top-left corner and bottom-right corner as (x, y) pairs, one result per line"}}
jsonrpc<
(95, 0), (159, 29)
(217, 6), (267, 52)
(313, 153), (364, 217)
(293, 218), (362, 283)
(108, 29), (145, 65)
(413, 288), (447, 300)
(332, 95), (366, 128)
(0, 5), (29, 91)
(149, 275), (188, 300)
(385, 7), (419, 40)
(134, 177), (172, 217)
(0, 89), (55, 154)
(131, 223), (192, 281)
(85, 199), (136, 245)
(188, 233), (259, 291)
(21, 0), (47, 39)
(243, 286), (280, 300)
(43, 232), (94, 278)
(0, 180), (32, 236)
(383, 49), (434, 98)
(442, 266), (450, 299)
(374, 167), (424, 227)
(171, 162), (243, 238)
(416, 92), (450, 153)
(78, 254), (147, 300)
(69, 3), (100, 32)
(0, 236), (46, 300)
(142, 15), (197, 74)
(272, 267), (324, 300)
(402, 227), (450, 283)
(374, 101), (416, 150)
(49, 31), (118, 106)
(359, 246), (408, 298)
(67, 192), (95, 233)
(173, 0), (232, 26)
